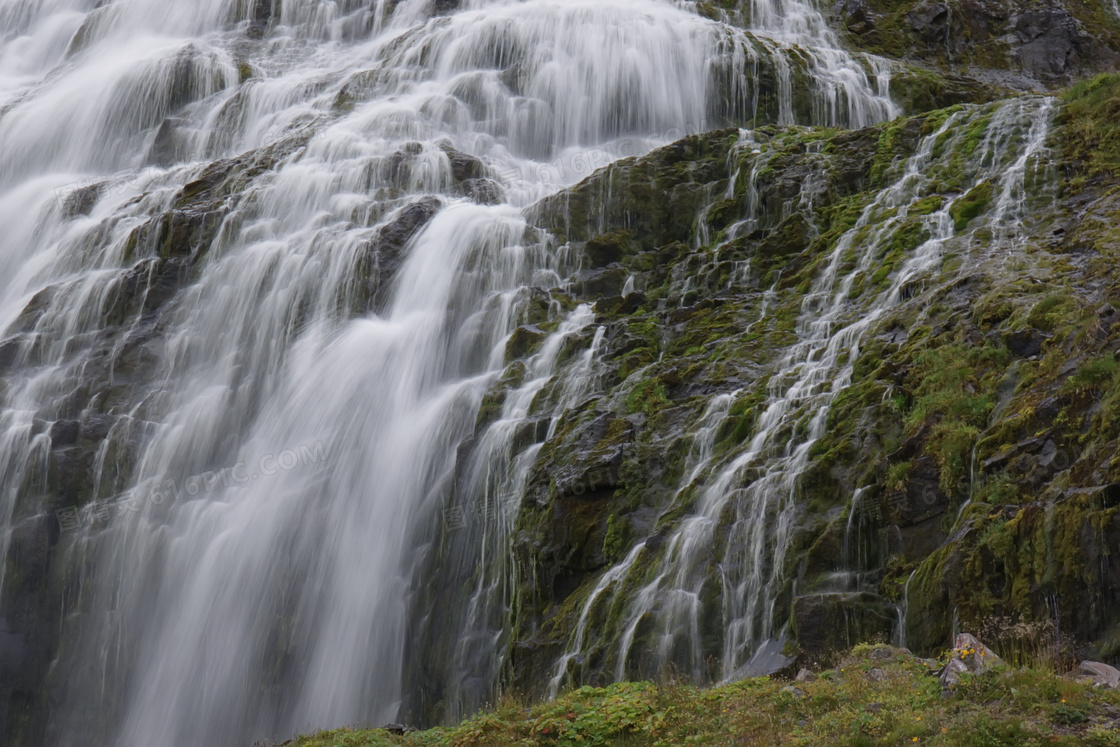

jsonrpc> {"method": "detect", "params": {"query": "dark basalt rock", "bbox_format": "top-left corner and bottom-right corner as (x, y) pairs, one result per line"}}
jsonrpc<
(459, 177), (503, 205)
(439, 144), (484, 183)
(59, 183), (103, 219)
(845, 0), (1120, 87)
(906, 3), (950, 44)
(576, 265), (627, 299)
(147, 117), (188, 167)
(377, 197), (443, 255)
(247, 0), (273, 38)
(359, 197), (443, 310)
(48, 421), (80, 447)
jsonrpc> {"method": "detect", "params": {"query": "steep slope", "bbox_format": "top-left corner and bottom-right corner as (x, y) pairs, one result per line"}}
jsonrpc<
(0, 0), (1119, 744)
(400, 77), (1120, 719)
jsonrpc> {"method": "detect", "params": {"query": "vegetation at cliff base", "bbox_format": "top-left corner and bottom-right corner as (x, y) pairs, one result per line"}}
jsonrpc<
(1061, 73), (1120, 179)
(287, 645), (1120, 746)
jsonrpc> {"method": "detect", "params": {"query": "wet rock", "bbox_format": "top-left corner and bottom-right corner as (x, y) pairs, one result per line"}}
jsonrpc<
(60, 183), (103, 219)
(48, 421), (80, 448)
(247, 0), (273, 37)
(430, 0), (461, 16)
(781, 685), (807, 699)
(506, 325), (547, 361)
(549, 414), (632, 500)
(867, 667), (888, 682)
(584, 232), (630, 267)
(594, 292), (647, 317)
(796, 668), (817, 682)
(381, 723), (417, 735)
(906, 2), (950, 44)
(1005, 328), (1044, 358)
(792, 593), (898, 657)
(837, 0), (874, 33)
(0, 339), (21, 371)
(460, 177), (503, 205)
(147, 117), (188, 167)
(576, 265), (627, 299)
(49, 447), (96, 505)
(377, 197), (443, 254)
(1011, 9), (1106, 81)
(1077, 661), (1120, 689)
(439, 144), (484, 183)
(79, 414), (116, 443)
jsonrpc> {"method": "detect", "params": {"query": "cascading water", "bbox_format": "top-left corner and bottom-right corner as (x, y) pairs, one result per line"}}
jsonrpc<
(0, 0), (900, 743)
(548, 95), (1056, 688)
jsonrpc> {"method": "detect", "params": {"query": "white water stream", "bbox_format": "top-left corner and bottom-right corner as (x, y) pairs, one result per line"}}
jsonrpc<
(0, 0), (909, 742)
(549, 96), (1055, 688)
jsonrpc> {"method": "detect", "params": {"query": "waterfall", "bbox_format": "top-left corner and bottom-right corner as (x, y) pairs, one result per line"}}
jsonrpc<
(0, 0), (915, 743)
(548, 95), (1056, 688)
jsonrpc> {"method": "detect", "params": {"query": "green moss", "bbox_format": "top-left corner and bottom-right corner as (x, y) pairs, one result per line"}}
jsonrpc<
(1063, 356), (1120, 394)
(294, 644), (1120, 746)
(909, 195), (944, 216)
(949, 182), (994, 231)
(1061, 73), (1120, 181)
(602, 514), (628, 563)
(871, 119), (908, 185)
(871, 217), (930, 287)
(904, 343), (1011, 494)
(718, 384), (770, 449)
(625, 379), (669, 416)
(1026, 292), (1079, 334)
(885, 461), (912, 492)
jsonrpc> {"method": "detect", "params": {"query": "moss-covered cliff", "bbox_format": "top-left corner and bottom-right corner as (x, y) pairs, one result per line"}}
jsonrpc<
(394, 75), (1120, 720)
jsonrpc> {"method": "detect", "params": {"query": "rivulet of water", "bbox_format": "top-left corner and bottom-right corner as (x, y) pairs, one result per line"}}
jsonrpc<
(0, 0), (904, 743)
(548, 96), (1055, 689)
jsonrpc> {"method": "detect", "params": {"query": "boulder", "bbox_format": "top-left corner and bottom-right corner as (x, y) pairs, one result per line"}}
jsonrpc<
(939, 633), (1003, 689)
(1077, 661), (1120, 689)
(939, 657), (969, 689)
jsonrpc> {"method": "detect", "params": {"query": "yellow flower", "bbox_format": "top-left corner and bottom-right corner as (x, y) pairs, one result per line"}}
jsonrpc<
(916, 717), (921, 721)
(912, 738), (919, 743)
(1061, 699), (1066, 704)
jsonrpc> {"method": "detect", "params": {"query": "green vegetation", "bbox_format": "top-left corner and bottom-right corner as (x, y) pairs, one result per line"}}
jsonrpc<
(1061, 73), (1120, 180)
(903, 344), (1010, 494)
(948, 182), (994, 231)
(624, 379), (670, 416)
(289, 645), (1120, 746)
(602, 514), (628, 563)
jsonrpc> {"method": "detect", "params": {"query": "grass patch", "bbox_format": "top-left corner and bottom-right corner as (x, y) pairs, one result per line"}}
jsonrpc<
(904, 343), (1011, 493)
(1061, 73), (1120, 180)
(287, 644), (1120, 746)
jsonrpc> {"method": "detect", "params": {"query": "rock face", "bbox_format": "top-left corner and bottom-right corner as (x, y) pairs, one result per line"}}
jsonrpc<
(406, 77), (1120, 717)
(840, 0), (1120, 87)
(6, 2), (1120, 741)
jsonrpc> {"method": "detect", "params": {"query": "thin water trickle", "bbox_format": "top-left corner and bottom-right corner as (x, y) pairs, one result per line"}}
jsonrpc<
(0, 0), (1057, 742)
(548, 97), (1056, 687)
(0, 0), (899, 742)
